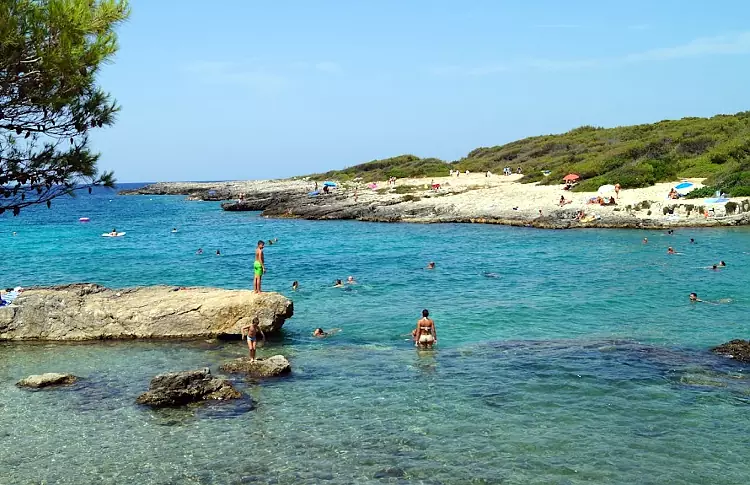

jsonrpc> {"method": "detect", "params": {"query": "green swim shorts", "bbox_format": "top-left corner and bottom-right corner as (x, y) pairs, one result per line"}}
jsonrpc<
(253, 260), (263, 276)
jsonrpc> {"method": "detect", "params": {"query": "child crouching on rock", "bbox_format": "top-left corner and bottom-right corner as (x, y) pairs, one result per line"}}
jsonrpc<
(241, 317), (265, 361)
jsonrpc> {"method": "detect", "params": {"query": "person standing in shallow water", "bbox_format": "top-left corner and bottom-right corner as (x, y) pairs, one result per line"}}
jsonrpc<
(254, 240), (265, 293)
(242, 317), (265, 361)
(414, 309), (437, 349)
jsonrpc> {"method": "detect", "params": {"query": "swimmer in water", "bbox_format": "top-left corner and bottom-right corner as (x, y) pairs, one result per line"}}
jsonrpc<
(333, 279), (344, 288)
(216, 249), (221, 256)
(667, 247), (676, 254)
(292, 281), (299, 291)
(196, 248), (203, 255)
(426, 262), (436, 270)
(313, 327), (340, 337)
(643, 237), (648, 244)
(711, 264), (718, 270)
(690, 238), (695, 244)
(171, 228), (178, 233)
(719, 260), (727, 267)
(689, 292), (702, 302)
(346, 276), (356, 284)
(483, 272), (500, 278)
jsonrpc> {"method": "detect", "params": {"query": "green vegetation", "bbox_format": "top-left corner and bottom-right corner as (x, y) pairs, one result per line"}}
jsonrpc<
(1, 0), (130, 215)
(312, 112), (750, 197)
(310, 155), (451, 182)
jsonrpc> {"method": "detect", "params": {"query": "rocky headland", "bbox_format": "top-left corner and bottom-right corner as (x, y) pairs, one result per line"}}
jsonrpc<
(121, 176), (750, 229)
(0, 283), (293, 341)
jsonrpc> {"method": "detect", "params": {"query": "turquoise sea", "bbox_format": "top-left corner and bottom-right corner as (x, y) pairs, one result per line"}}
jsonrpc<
(1, 185), (750, 484)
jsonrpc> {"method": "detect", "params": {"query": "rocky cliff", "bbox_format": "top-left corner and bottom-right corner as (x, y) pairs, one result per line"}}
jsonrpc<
(0, 284), (293, 341)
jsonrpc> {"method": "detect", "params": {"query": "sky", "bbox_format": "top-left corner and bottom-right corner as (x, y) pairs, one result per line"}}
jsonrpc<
(92, 0), (750, 182)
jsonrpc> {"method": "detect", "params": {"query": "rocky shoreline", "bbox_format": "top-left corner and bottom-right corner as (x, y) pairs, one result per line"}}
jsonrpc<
(0, 283), (293, 341)
(121, 177), (750, 229)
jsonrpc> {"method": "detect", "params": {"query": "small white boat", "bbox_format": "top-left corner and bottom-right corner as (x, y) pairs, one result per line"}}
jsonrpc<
(102, 232), (126, 237)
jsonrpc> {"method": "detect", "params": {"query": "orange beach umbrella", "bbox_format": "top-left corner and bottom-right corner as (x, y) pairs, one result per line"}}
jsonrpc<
(563, 173), (580, 182)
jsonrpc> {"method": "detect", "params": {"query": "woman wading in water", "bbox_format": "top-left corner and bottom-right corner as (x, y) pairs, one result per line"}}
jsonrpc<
(414, 309), (437, 349)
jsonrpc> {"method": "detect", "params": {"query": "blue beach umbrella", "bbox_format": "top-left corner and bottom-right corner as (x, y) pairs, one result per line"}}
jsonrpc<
(323, 181), (337, 187)
(674, 182), (695, 195)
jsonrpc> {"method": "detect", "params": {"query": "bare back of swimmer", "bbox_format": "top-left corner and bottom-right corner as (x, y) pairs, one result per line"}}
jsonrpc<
(414, 309), (437, 348)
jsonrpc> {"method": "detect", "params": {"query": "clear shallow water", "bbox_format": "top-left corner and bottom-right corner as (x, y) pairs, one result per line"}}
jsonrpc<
(1, 186), (750, 484)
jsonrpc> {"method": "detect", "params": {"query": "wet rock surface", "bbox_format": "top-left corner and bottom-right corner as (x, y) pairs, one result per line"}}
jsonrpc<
(16, 373), (77, 389)
(712, 340), (750, 363)
(220, 355), (292, 378)
(136, 368), (241, 408)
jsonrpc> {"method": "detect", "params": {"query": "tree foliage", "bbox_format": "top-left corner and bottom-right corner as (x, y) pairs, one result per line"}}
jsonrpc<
(0, 0), (129, 215)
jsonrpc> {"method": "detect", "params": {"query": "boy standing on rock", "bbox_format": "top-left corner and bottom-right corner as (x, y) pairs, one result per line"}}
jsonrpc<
(253, 240), (265, 293)
(241, 317), (265, 361)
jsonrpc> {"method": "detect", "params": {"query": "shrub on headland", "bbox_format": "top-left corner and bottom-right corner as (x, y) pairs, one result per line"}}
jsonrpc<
(308, 112), (750, 191)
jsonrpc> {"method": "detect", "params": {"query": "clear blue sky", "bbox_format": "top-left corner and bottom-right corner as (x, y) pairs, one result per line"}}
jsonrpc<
(92, 0), (750, 182)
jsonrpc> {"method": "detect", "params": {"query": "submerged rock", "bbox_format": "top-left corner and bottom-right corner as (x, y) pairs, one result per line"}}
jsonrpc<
(17, 373), (77, 389)
(712, 340), (750, 363)
(136, 368), (241, 408)
(220, 355), (292, 378)
(0, 283), (293, 341)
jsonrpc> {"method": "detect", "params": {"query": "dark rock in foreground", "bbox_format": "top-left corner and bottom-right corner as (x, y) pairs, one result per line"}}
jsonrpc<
(220, 355), (292, 378)
(17, 373), (77, 389)
(136, 368), (241, 408)
(712, 340), (750, 363)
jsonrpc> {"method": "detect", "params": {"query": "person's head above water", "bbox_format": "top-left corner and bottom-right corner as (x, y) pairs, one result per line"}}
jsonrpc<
(422, 309), (429, 318)
(427, 262), (435, 269)
(690, 238), (695, 243)
(719, 261), (726, 266)
(313, 327), (325, 336)
(689, 292), (698, 301)
(335, 279), (342, 285)
(292, 281), (298, 288)
(347, 276), (355, 283)
(712, 265), (718, 270)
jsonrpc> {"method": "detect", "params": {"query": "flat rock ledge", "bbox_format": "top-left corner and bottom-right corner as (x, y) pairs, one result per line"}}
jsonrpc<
(712, 340), (750, 363)
(17, 373), (77, 389)
(220, 355), (292, 378)
(136, 368), (241, 408)
(0, 283), (293, 341)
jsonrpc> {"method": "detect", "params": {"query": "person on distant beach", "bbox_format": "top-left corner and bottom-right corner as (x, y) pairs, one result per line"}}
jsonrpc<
(414, 309), (437, 349)
(538, 209), (543, 216)
(426, 262), (435, 270)
(253, 240), (265, 293)
(517, 166), (522, 174)
(614, 183), (621, 198)
(292, 281), (299, 291)
(333, 279), (344, 288)
(196, 248), (203, 255)
(241, 317), (265, 361)
(642, 237), (648, 244)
